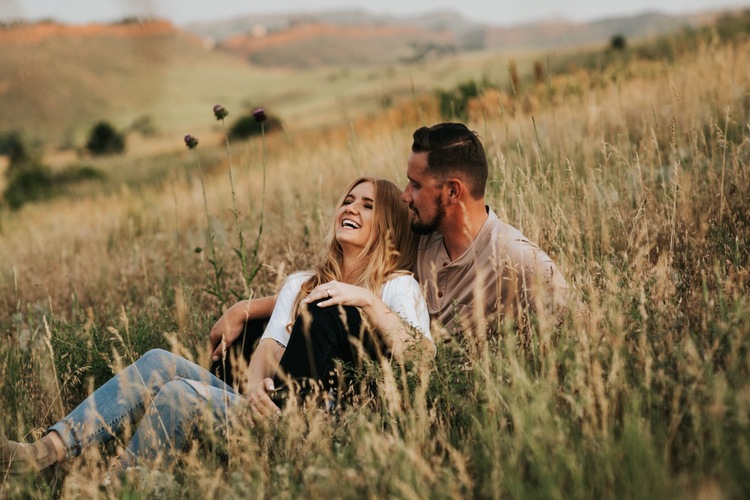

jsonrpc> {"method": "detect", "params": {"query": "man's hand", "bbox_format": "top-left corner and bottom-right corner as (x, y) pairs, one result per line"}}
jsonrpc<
(209, 300), (251, 362)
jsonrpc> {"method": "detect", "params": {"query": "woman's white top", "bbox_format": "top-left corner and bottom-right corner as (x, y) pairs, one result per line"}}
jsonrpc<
(260, 271), (433, 349)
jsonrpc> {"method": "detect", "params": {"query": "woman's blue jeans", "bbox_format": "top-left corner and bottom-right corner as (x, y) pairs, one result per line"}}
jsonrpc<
(47, 348), (243, 467)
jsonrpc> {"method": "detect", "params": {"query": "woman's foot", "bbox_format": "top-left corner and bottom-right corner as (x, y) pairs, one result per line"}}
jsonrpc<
(0, 433), (58, 476)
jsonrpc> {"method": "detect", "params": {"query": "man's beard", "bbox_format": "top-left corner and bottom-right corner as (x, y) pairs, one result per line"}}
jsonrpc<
(410, 196), (446, 235)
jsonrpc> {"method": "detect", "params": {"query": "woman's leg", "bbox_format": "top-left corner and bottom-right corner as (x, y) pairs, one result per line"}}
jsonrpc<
(275, 301), (382, 401)
(119, 379), (245, 468)
(48, 348), (234, 460)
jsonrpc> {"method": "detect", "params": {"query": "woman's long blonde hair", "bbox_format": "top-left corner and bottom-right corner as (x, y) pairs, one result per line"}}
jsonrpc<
(289, 176), (417, 325)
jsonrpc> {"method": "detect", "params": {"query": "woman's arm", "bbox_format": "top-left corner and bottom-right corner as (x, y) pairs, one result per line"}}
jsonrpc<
(244, 272), (313, 415)
(304, 279), (434, 362)
(245, 338), (285, 416)
(209, 295), (277, 362)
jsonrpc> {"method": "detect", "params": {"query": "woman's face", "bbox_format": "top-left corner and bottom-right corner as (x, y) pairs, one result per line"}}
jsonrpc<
(335, 181), (375, 251)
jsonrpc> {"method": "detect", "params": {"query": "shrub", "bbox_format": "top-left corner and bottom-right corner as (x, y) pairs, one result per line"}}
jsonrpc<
(129, 115), (159, 137)
(0, 130), (41, 175)
(2, 162), (54, 209)
(227, 111), (283, 141)
(436, 78), (492, 120)
(86, 121), (126, 156)
(610, 34), (627, 51)
(2, 162), (103, 210)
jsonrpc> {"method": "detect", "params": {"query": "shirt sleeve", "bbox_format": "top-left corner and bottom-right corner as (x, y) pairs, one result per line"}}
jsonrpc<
(259, 272), (310, 347)
(381, 275), (433, 344)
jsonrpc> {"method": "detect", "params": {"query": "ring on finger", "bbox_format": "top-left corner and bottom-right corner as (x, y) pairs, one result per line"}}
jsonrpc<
(326, 288), (331, 297)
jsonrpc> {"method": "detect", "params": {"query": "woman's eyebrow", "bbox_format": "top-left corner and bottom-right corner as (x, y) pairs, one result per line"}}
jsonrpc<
(344, 195), (374, 203)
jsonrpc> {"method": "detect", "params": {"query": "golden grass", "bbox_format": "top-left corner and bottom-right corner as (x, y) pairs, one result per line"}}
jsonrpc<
(1, 33), (749, 498)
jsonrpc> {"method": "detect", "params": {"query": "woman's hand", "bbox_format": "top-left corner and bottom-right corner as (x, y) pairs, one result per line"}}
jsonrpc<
(244, 338), (286, 421)
(306, 280), (433, 363)
(246, 377), (281, 419)
(303, 280), (376, 309)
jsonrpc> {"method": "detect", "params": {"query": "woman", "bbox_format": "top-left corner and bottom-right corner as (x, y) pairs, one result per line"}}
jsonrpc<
(0, 176), (433, 475)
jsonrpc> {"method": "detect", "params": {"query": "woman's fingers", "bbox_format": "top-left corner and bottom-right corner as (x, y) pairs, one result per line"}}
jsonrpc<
(304, 281), (340, 305)
(247, 380), (281, 419)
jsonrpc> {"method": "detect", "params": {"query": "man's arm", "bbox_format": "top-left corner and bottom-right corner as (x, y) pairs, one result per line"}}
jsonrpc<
(209, 295), (277, 361)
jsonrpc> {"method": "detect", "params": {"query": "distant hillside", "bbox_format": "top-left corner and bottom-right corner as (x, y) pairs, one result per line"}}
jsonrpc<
(483, 11), (717, 51)
(186, 8), (718, 66)
(0, 9), (730, 151)
(188, 8), (485, 52)
(0, 21), (190, 145)
(219, 22), (457, 67)
(0, 20), (268, 148)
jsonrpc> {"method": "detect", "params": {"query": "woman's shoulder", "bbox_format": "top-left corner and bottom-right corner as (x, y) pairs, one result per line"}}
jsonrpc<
(381, 272), (419, 295)
(288, 270), (314, 280)
(281, 271), (314, 290)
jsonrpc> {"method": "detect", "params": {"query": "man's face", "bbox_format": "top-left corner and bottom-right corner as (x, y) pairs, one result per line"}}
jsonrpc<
(402, 152), (446, 235)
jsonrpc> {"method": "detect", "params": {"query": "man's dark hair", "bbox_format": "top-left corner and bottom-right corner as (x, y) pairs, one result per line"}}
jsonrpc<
(411, 122), (488, 199)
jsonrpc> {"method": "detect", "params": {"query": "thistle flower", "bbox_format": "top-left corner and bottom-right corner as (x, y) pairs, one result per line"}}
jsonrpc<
(252, 108), (267, 123)
(184, 134), (199, 149)
(213, 104), (229, 120)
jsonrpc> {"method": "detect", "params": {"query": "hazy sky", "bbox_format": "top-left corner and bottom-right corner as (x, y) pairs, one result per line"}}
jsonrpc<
(4, 0), (750, 26)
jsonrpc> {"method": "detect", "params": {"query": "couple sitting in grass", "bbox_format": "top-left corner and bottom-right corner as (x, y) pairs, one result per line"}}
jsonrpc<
(1, 122), (568, 478)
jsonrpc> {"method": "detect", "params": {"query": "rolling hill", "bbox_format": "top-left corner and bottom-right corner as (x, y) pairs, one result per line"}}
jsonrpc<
(0, 8), (727, 151)
(219, 23), (456, 67)
(186, 8), (719, 58)
(0, 20), (273, 148)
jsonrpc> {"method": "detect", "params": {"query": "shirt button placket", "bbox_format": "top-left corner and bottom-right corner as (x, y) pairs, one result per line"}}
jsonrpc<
(437, 267), (447, 304)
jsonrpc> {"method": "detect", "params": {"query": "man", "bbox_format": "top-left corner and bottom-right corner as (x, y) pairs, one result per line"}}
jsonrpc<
(401, 122), (568, 335)
(208, 122), (568, 408)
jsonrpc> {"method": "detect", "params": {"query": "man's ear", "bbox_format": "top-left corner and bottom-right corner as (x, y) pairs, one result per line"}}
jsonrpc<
(445, 179), (463, 205)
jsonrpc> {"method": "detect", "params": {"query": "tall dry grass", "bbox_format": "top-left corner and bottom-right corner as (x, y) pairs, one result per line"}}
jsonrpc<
(1, 34), (749, 498)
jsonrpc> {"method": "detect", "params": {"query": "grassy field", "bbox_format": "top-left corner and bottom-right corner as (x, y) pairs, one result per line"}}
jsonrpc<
(1, 22), (749, 499)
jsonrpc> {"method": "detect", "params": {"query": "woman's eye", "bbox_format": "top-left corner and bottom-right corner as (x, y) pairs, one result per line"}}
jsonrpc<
(364, 204), (373, 210)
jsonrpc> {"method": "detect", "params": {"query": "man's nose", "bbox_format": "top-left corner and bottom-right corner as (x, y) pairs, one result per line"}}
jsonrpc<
(401, 187), (410, 203)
